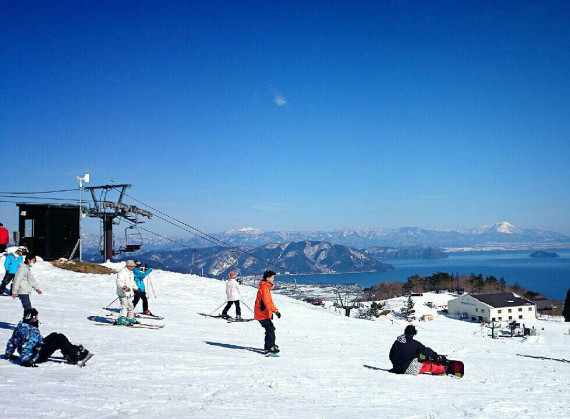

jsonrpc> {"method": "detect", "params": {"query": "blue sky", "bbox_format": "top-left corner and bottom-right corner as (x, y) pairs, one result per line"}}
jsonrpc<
(1, 0), (569, 237)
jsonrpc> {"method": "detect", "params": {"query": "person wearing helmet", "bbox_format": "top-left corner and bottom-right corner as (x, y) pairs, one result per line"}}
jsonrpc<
(132, 260), (153, 316)
(221, 271), (241, 320)
(0, 246), (24, 295)
(4, 308), (92, 367)
(389, 325), (447, 375)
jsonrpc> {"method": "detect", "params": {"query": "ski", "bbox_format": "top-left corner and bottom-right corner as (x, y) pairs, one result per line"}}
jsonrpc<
(227, 318), (254, 323)
(265, 353), (280, 357)
(95, 322), (164, 329)
(136, 314), (164, 320)
(78, 352), (94, 367)
(102, 307), (164, 320)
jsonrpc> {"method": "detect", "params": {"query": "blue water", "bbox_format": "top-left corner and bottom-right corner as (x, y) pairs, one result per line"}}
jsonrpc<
(277, 250), (570, 300)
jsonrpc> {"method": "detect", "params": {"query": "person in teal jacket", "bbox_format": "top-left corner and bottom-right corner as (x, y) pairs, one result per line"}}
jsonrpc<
(0, 247), (24, 295)
(132, 260), (153, 315)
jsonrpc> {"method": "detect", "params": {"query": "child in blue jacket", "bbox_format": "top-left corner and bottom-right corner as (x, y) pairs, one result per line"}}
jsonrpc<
(133, 260), (153, 315)
(0, 247), (24, 295)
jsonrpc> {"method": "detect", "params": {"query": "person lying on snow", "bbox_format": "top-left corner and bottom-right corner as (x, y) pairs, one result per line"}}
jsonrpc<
(4, 308), (91, 367)
(389, 325), (448, 375)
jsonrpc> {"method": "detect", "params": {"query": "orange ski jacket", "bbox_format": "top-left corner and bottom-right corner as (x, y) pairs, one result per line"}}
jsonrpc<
(254, 280), (278, 320)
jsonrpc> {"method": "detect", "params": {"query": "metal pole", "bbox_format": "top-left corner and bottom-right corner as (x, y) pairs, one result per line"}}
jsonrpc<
(79, 181), (82, 262)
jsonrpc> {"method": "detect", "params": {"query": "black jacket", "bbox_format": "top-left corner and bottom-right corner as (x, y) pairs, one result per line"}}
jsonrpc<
(389, 334), (439, 374)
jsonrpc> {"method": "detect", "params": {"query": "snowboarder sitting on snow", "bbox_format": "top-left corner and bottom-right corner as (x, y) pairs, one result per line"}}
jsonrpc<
(132, 260), (153, 316)
(221, 271), (241, 320)
(4, 308), (91, 367)
(254, 270), (281, 354)
(389, 325), (447, 375)
(115, 260), (139, 325)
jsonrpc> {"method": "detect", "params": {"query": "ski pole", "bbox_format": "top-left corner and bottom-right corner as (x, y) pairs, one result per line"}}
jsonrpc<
(209, 301), (227, 316)
(148, 274), (157, 299)
(240, 299), (254, 314)
(93, 297), (119, 319)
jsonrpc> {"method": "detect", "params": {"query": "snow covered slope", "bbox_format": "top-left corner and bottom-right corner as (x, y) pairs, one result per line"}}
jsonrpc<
(0, 262), (568, 418)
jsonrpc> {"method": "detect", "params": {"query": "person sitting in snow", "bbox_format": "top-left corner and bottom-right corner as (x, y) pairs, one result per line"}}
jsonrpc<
(115, 260), (139, 325)
(0, 246), (24, 295)
(4, 308), (91, 367)
(389, 325), (447, 375)
(221, 271), (241, 320)
(254, 270), (280, 354)
(132, 260), (153, 316)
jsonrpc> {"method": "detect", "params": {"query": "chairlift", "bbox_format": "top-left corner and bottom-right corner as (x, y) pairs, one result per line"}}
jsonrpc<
(119, 225), (143, 253)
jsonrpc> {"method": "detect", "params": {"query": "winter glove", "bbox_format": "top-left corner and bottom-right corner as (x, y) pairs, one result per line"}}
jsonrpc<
(276, 311), (281, 319)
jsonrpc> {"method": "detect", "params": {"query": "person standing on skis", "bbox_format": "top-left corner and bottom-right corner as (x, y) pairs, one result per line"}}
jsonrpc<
(4, 308), (91, 367)
(132, 260), (153, 316)
(0, 246), (24, 295)
(389, 325), (447, 375)
(254, 270), (280, 354)
(221, 271), (241, 320)
(11, 253), (42, 312)
(115, 260), (139, 325)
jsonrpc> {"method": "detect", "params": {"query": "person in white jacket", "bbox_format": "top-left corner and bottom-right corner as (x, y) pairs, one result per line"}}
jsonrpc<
(11, 253), (42, 312)
(115, 260), (139, 325)
(221, 271), (242, 320)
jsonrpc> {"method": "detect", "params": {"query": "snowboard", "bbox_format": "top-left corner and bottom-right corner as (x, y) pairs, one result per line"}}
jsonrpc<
(78, 352), (94, 367)
(446, 360), (464, 378)
(265, 353), (280, 357)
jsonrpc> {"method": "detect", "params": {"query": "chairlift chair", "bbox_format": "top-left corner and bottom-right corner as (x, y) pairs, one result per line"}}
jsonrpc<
(119, 225), (143, 253)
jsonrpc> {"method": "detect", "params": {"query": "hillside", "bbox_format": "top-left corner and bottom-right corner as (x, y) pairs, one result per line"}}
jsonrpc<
(128, 240), (395, 277)
(0, 262), (568, 417)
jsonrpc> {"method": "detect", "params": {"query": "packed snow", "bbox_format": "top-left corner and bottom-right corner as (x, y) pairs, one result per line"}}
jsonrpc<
(1, 261), (569, 418)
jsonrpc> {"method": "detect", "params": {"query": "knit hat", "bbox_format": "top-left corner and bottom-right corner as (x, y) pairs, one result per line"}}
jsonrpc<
(404, 325), (417, 336)
(228, 271), (237, 279)
(23, 308), (39, 323)
(126, 260), (136, 267)
(134, 260), (143, 267)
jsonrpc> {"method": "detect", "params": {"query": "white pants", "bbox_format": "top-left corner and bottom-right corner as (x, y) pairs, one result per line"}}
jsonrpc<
(119, 296), (135, 319)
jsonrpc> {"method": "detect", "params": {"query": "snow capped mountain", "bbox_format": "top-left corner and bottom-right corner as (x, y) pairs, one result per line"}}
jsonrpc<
(469, 222), (523, 235)
(82, 222), (570, 256)
(224, 227), (265, 235)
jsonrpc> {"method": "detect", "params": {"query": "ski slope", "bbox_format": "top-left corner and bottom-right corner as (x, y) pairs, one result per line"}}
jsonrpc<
(0, 261), (568, 418)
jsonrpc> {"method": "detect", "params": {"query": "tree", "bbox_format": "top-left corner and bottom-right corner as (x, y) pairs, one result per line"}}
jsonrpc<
(499, 277), (506, 293)
(370, 301), (384, 318)
(403, 295), (415, 318)
(563, 289), (570, 322)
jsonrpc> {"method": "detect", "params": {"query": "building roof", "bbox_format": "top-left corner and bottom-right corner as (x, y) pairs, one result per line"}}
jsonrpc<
(471, 293), (535, 308)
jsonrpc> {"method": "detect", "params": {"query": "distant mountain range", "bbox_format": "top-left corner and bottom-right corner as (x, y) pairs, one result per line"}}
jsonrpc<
(82, 221), (570, 256)
(121, 241), (395, 278)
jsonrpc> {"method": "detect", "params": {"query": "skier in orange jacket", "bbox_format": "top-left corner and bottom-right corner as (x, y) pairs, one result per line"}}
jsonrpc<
(254, 270), (280, 354)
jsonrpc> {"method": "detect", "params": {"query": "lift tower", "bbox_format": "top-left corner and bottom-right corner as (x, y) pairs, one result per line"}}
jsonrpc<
(83, 184), (152, 262)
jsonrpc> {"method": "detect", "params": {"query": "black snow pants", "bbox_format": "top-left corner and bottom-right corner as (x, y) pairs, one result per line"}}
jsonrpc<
(133, 290), (148, 312)
(0, 273), (15, 294)
(37, 333), (75, 363)
(222, 300), (241, 317)
(259, 319), (276, 351)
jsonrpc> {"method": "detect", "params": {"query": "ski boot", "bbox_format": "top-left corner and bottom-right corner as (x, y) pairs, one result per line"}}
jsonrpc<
(115, 316), (130, 326)
(268, 345), (280, 354)
(127, 317), (139, 325)
(143, 310), (154, 316)
(235, 315), (242, 321)
(221, 313), (230, 320)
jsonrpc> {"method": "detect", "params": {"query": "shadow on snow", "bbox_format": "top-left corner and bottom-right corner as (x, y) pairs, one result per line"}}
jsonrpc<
(204, 341), (265, 354)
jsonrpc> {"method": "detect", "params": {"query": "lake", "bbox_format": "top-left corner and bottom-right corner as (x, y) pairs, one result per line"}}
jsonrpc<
(277, 250), (570, 300)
